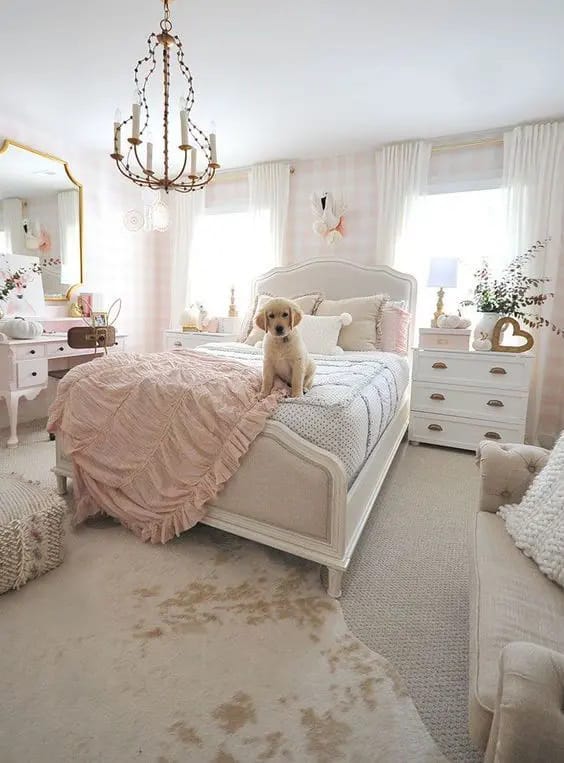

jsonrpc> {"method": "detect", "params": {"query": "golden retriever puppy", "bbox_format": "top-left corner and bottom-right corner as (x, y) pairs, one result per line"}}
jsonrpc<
(256, 297), (316, 398)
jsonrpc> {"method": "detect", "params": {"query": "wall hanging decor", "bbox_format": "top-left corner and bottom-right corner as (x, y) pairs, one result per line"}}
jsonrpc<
(491, 317), (534, 353)
(311, 192), (346, 245)
(110, 0), (219, 194)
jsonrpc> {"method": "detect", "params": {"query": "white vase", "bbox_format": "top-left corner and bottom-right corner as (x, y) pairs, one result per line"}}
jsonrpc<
(473, 312), (505, 351)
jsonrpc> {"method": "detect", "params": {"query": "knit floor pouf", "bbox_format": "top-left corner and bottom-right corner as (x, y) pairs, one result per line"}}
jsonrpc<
(0, 473), (66, 594)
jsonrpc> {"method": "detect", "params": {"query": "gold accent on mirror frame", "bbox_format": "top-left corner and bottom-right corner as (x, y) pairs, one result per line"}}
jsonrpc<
(0, 139), (84, 302)
(491, 316), (534, 354)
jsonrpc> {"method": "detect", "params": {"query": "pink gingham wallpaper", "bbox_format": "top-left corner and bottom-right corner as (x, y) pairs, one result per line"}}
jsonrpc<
(285, 150), (378, 265)
(538, 245), (564, 444)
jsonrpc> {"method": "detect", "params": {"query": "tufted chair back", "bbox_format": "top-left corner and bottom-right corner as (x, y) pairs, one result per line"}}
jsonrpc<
(476, 441), (551, 513)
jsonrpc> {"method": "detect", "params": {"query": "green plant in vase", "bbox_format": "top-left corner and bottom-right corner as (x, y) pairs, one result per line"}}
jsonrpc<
(461, 240), (563, 348)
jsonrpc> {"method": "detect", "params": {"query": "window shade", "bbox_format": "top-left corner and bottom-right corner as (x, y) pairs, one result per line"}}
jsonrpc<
(205, 174), (249, 213)
(428, 141), (503, 194)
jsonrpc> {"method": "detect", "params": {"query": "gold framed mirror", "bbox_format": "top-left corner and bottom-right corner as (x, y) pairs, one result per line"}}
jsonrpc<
(0, 139), (83, 302)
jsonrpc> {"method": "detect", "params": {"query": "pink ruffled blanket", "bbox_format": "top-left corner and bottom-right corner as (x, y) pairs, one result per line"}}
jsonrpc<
(47, 350), (284, 543)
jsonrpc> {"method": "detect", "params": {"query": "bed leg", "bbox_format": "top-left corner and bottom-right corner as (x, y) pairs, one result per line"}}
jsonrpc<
(326, 568), (343, 599)
(55, 474), (68, 496)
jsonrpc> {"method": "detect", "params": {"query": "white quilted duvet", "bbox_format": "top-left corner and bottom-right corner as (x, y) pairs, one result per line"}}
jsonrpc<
(196, 342), (409, 484)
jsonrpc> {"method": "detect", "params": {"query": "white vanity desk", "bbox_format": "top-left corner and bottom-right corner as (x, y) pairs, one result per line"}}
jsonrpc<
(0, 332), (127, 447)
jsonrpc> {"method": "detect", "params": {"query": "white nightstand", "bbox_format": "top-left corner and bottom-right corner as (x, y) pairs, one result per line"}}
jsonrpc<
(164, 330), (239, 351)
(409, 348), (533, 451)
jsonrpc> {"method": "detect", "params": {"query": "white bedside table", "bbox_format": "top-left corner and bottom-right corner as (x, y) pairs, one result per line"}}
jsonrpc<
(164, 330), (239, 350)
(409, 347), (533, 451)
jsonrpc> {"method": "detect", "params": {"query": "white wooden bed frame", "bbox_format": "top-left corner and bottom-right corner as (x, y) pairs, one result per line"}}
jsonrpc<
(54, 259), (416, 598)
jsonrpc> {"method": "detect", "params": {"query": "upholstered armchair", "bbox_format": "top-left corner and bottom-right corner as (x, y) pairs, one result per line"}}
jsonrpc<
(476, 440), (550, 513)
(472, 441), (564, 762)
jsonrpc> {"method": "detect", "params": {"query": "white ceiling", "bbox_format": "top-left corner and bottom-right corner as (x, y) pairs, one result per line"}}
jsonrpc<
(2, 0), (564, 168)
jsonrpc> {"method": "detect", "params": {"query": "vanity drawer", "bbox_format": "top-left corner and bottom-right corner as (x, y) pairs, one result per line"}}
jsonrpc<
(17, 358), (48, 388)
(409, 412), (523, 451)
(46, 341), (73, 357)
(415, 351), (531, 390)
(411, 382), (528, 424)
(14, 344), (46, 360)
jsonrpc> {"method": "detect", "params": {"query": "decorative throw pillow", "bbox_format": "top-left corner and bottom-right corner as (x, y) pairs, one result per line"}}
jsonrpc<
(498, 432), (564, 588)
(243, 292), (323, 346)
(315, 294), (387, 351)
(378, 300), (411, 355)
(298, 313), (351, 355)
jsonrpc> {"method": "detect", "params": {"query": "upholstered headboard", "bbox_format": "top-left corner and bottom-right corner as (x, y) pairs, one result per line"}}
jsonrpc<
(252, 258), (418, 345)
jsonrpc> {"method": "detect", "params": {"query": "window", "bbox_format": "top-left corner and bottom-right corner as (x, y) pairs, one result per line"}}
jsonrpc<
(400, 188), (507, 335)
(189, 210), (257, 318)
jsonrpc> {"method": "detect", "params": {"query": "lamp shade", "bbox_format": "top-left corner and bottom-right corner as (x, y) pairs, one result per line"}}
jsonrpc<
(427, 257), (459, 288)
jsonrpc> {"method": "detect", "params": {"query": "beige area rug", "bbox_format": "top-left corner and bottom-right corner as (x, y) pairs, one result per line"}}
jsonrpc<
(0, 424), (445, 763)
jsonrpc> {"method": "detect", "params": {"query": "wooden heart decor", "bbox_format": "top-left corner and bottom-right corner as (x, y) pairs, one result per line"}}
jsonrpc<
(491, 317), (534, 353)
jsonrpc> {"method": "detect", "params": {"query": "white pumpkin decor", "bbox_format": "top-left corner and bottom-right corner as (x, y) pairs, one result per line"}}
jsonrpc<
(0, 317), (44, 340)
(436, 314), (472, 329)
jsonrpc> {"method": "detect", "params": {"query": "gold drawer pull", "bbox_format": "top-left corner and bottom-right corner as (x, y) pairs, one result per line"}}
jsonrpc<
(490, 367), (507, 375)
(428, 424), (443, 432)
(432, 362), (447, 369)
(484, 431), (501, 440)
(487, 399), (504, 407)
(430, 393), (445, 401)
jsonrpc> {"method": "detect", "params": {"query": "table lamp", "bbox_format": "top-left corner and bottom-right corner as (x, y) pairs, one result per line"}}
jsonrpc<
(427, 257), (458, 327)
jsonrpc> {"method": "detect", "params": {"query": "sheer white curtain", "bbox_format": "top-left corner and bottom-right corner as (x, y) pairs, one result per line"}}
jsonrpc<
(249, 162), (290, 268)
(169, 190), (205, 328)
(2, 198), (24, 254)
(374, 141), (431, 267)
(504, 122), (564, 444)
(57, 190), (80, 284)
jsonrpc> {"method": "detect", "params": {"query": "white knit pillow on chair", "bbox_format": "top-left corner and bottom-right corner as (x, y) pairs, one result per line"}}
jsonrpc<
(499, 431), (564, 588)
(297, 313), (352, 355)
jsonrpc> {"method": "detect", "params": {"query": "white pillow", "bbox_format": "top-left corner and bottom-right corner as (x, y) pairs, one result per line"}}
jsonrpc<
(298, 313), (351, 355)
(499, 432), (564, 588)
(315, 294), (387, 351)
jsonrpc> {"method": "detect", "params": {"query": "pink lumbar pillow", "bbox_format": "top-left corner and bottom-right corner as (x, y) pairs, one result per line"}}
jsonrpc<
(379, 302), (410, 355)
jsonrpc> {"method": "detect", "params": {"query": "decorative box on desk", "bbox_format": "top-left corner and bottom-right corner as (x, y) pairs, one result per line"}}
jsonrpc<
(409, 348), (533, 451)
(419, 327), (471, 351)
(164, 330), (239, 351)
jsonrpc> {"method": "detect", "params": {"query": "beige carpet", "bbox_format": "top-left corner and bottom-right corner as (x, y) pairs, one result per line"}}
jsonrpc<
(341, 443), (481, 763)
(0, 424), (445, 763)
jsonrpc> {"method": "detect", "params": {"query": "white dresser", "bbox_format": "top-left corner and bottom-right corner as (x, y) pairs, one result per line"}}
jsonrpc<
(0, 333), (127, 447)
(409, 348), (533, 450)
(164, 330), (239, 350)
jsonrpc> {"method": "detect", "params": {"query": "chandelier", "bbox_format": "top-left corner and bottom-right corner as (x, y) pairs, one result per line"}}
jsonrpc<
(110, 0), (219, 193)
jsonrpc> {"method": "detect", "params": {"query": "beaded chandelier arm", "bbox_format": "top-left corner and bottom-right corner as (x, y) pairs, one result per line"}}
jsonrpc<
(110, 0), (219, 193)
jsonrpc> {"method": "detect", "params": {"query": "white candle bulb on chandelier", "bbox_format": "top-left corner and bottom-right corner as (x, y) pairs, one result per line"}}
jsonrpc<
(190, 148), (197, 177)
(131, 90), (141, 141)
(210, 121), (217, 165)
(180, 97), (189, 147)
(113, 109), (122, 155)
(146, 131), (154, 172)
